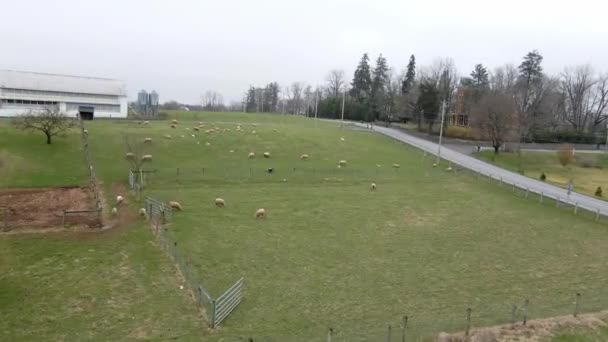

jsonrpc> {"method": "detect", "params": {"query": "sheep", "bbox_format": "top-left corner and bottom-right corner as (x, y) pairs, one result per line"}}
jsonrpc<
(141, 154), (153, 162)
(193, 127), (200, 131)
(215, 198), (225, 207)
(248, 152), (255, 159)
(340, 137), (345, 141)
(125, 152), (135, 161)
(252, 130), (257, 134)
(392, 164), (400, 168)
(169, 201), (182, 211)
(214, 126), (220, 130)
(252, 123), (258, 127)
(376, 164), (382, 168)
(229, 150), (234, 153)
(111, 207), (118, 215)
(144, 137), (152, 143)
(370, 183), (377, 191)
(263, 152), (271, 158)
(191, 134), (196, 138)
(83, 129), (88, 134)
(255, 208), (266, 219)
(180, 135), (185, 138)
(116, 195), (124, 205)
(138, 208), (147, 217)
(164, 134), (172, 139)
(185, 127), (190, 131)
(144, 121), (150, 125)
(171, 119), (178, 124)
(338, 160), (347, 167)
(170, 124), (176, 128)
(198, 121), (203, 125)
(205, 142), (211, 146)
(266, 168), (274, 174)
(300, 154), (309, 160)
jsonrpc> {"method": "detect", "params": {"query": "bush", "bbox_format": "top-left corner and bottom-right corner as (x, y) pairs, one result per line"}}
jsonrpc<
(533, 130), (603, 144)
(575, 155), (597, 168)
(540, 172), (547, 181)
(557, 144), (574, 167)
(595, 186), (603, 197)
(445, 126), (472, 139)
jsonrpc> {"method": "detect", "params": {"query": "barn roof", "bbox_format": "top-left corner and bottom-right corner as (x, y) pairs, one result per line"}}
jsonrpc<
(0, 70), (126, 96)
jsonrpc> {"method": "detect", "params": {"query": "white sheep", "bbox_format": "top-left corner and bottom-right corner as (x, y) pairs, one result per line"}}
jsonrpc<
(171, 119), (178, 124)
(205, 142), (211, 146)
(338, 160), (347, 167)
(169, 201), (182, 211)
(300, 154), (309, 160)
(248, 152), (255, 159)
(111, 207), (118, 215)
(392, 164), (400, 168)
(164, 134), (172, 139)
(229, 150), (234, 153)
(141, 154), (153, 162)
(144, 137), (152, 143)
(138, 208), (147, 217)
(185, 127), (190, 131)
(193, 127), (200, 131)
(255, 208), (266, 219)
(116, 195), (124, 205)
(125, 152), (135, 161)
(198, 121), (203, 125)
(144, 121), (150, 125)
(370, 183), (377, 191)
(83, 129), (88, 134)
(252, 130), (257, 134)
(215, 198), (225, 207)
(263, 152), (271, 158)
(340, 137), (345, 141)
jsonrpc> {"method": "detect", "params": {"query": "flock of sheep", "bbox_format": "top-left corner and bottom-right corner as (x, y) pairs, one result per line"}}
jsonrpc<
(114, 118), (392, 221)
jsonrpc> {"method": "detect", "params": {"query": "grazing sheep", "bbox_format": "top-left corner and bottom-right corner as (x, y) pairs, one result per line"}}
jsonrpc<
(255, 208), (266, 219)
(266, 168), (274, 174)
(263, 152), (270, 158)
(338, 160), (347, 167)
(214, 126), (220, 130)
(248, 152), (255, 159)
(164, 134), (172, 139)
(205, 142), (211, 146)
(215, 198), (225, 207)
(185, 127), (190, 131)
(300, 154), (309, 160)
(170, 124), (176, 128)
(392, 164), (400, 168)
(376, 164), (382, 168)
(116, 195), (124, 204)
(252, 130), (257, 134)
(111, 207), (118, 215)
(144, 121), (150, 125)
(141, 154), (153, 162)
(340, 137), (345, 141)
(191, 134), (196, 138)
(171, 119), (178, 124)
(83, 129), (88, 134)
(193, 127), (200, 131)
(138, 208), (147, 217)
(169, 201), (182, 211)
(125, 152), (135, 161)
(229, 150), (234, 153)
(370, 183), (377, 190)
(144, 137), (152, 143)
(198, 121), (203, 125)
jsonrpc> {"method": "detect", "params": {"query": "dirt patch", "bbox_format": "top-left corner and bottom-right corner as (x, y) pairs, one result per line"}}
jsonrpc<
(437, 311), (608, 342)
(0, 186), (100, 231)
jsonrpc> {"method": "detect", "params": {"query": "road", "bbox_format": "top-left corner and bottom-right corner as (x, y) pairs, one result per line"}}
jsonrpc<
(355, 123), (608, 217)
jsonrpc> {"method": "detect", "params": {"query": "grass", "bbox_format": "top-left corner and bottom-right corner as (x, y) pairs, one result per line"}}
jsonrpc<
(552, 324), (608, 341)
(1, 112), (608, 341)
(475, 150), (608, 198)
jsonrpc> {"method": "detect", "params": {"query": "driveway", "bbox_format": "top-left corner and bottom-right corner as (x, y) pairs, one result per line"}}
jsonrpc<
(355, 123), (608, 217)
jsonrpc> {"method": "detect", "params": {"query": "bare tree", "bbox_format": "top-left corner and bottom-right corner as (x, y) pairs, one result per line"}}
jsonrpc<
(490, 64), (517, 93)
(561, 65), (608, 132)
(12, 107), (75, 144)
(201, 90), (224, 111)
(290, 82), (303, 114)
(325, 69), (345, 99)
(470, 92), (516, 154)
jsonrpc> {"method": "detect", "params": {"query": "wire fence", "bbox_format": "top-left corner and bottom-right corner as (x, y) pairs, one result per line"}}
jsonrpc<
(144, 197), (243, 328)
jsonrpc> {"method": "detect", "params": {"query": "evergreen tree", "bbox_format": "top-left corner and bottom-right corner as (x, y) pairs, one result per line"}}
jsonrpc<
(516, 50), (544, 137)
(245, 86), (257, 112)
(417, 81), (440, 132)
(370, 54), (389, 120)
(349, 53), (372, 101)
(470, 63), (489, 102)
(402, 54), (416, 94)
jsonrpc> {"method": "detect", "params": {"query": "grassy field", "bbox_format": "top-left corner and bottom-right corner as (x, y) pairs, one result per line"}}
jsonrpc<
(2, 112), (608, 341)
(476, 150), (608, 199)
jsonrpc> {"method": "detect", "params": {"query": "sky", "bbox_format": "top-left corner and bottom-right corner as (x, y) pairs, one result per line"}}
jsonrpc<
(1, 0), (608, 104)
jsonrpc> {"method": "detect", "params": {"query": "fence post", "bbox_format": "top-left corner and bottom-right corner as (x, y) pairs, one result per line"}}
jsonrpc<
(210, 299), (217, 328)
(523, 299), (529, 325)
(512, 183), (515, 192)
(511, 305), (517, 325)
(401, 316), (408, 342)
(525, 188), (529, 198)
(327, 328), (333, 342)
(574, 293), (581, 317)
(387, 324), (392, 342)
(465, 307), (472, 336)
(574, 202), (578, 215)
(596, 209), (600, 221)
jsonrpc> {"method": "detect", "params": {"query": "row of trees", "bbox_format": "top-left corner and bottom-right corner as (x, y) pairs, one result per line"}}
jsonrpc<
(242, 50), (608, 151)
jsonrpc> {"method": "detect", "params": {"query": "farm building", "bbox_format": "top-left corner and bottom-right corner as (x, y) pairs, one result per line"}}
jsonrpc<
(0, 69), (127, 119)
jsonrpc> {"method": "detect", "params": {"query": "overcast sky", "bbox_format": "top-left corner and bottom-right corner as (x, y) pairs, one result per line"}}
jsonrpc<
(1, 0), (607, 104)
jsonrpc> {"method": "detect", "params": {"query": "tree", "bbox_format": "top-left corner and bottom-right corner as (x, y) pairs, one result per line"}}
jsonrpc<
(350, 53), (372, 101)
(245, 86), (257, 112)
(416, 81), (440, 132)
(561, 65), (608, 133)
(370, 54), (389, 120)
(470, 64), (489, 102)
(515, 50), (545, 137)
(326, 69), (345, 99)
(201, 90), (224, 111)
(557, 144), (574, 167)
(402, 54), (416, 94)
(470, 93), (516, 154)
(265, 82), (280, 112)
(12, 107), (75, 144)
(290, 82), (303, 114)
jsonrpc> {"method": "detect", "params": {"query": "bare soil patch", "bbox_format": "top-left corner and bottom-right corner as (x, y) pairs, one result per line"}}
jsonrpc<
(0, 186), (100, 231)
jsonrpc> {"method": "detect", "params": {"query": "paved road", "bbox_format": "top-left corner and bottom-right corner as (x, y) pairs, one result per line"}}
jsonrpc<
(355, 123), (608, 217)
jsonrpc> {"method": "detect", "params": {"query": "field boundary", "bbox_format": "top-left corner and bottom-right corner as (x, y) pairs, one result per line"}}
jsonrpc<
(144, 197), (243, 328)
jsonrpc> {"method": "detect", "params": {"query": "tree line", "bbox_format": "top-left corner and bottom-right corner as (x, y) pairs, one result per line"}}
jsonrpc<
(241, 50), (608, 149)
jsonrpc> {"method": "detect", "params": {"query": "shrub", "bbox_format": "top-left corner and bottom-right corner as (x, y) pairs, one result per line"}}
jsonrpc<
(445, 126), (472, 139)
(557, 144), (574, 167)
(595, 186), (603, 197)
(540, 172), (547, 181)
(575, 155), (597, 168)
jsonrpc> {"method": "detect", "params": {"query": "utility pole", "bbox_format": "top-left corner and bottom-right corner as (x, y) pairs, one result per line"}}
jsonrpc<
(435, 100), (447, 166)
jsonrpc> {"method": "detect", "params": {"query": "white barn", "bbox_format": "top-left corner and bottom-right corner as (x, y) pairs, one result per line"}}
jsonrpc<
(0, 70), (127, 119)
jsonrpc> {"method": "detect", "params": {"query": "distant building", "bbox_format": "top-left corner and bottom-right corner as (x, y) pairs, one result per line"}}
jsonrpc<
(449, 86), (470, 127)
(137, 89), (160, 117)
(0, 70), (127, 119)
